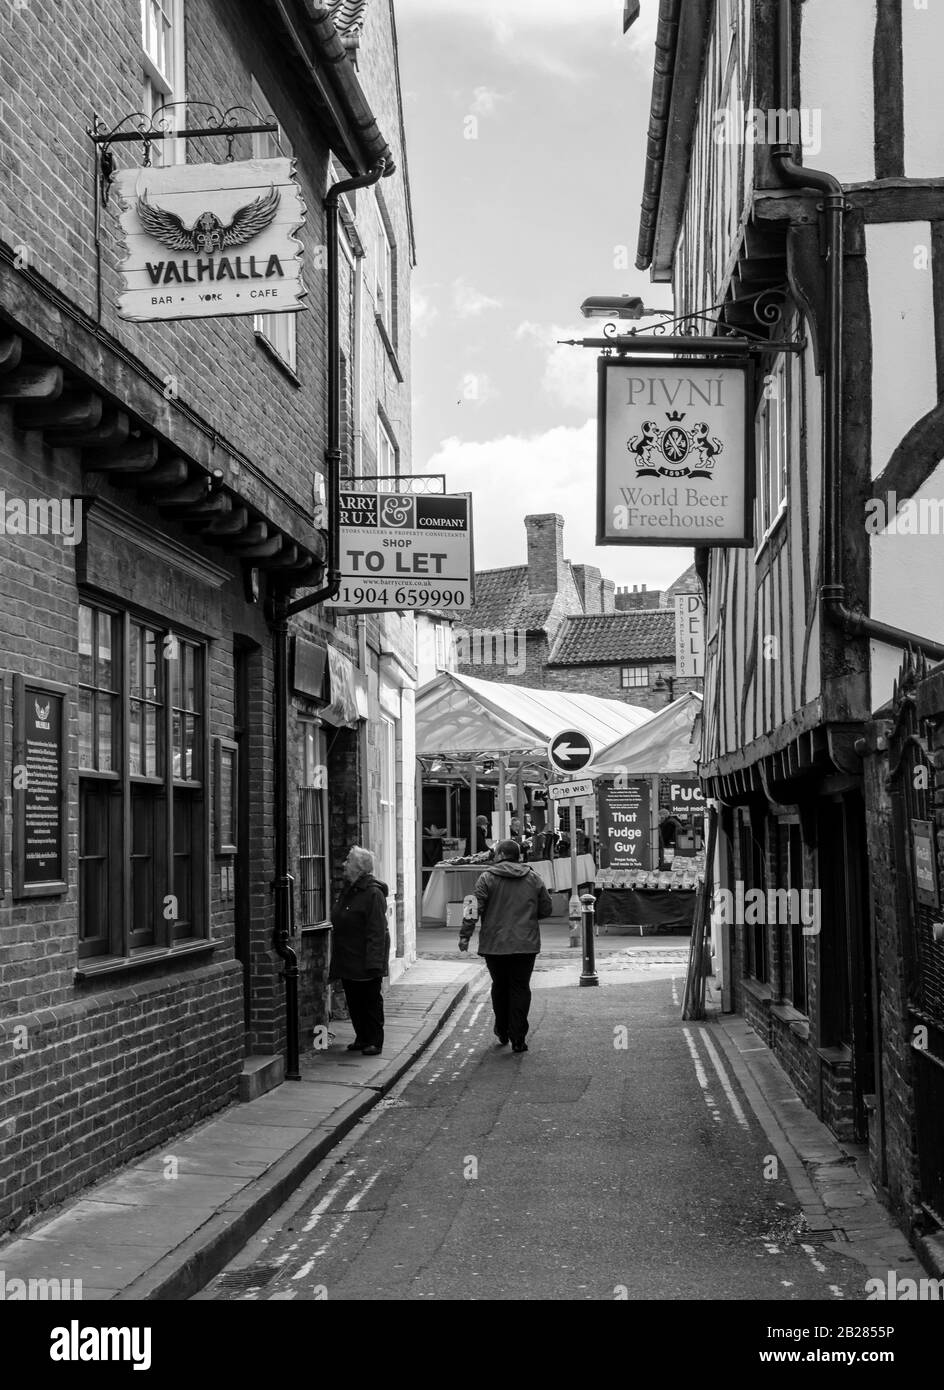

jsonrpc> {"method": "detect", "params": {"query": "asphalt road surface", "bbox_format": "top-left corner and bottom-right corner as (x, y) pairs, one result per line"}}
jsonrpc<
(199, 954), (867, 1302)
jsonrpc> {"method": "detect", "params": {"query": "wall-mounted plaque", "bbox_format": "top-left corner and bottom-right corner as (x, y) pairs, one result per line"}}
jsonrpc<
(13, 675), (68, 898)
(913, 819), (939, 908)
(214, 737), (238, 856)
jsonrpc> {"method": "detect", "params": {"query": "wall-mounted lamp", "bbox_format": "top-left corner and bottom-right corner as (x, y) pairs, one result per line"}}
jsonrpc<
(580, 295), (673, 320)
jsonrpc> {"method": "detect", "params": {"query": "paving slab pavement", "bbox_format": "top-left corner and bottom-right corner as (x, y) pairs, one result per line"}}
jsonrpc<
(0, 959), (477, 1302)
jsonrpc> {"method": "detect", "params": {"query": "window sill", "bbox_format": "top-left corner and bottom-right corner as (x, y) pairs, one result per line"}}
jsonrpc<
(740, 976), (774, 1005)
(74, 938), (215, 982)
(770, 1001), (810, 1040)
(754, 503), (787, 564)
(374, 313), (404, 383)
(254, 331), (301, 386)
(300, 920), (331, 935)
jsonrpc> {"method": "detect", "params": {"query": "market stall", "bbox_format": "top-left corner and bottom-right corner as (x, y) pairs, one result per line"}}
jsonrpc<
(416, 671), (652, 926)
(591, 693), (705, 935)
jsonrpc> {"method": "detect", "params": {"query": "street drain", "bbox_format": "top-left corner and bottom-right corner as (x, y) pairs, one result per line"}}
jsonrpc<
(213, 1264), (280, 1293)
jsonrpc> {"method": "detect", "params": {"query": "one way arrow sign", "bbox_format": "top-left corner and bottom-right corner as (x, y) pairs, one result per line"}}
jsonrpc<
(548, 729), (594, 774)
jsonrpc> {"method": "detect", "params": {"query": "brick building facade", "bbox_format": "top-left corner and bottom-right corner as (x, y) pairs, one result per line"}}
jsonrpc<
(454, 512), (702, 711)
(0, 0), (416, 1234)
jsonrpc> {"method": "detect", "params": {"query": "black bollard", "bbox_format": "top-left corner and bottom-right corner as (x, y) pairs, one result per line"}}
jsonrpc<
(579, 892), (599, 987)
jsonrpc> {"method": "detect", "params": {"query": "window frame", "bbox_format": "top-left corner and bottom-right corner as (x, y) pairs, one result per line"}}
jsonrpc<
(754, 351), (791, 553)
(620, 664), (649, 689)
(376, 414), (398, 478)
(379, 716), (397, 899)
(140, 0), (185, 166)
(298, 720), (330, 930)
(78, 598), (210, 968)
(375, 195), (394, 341)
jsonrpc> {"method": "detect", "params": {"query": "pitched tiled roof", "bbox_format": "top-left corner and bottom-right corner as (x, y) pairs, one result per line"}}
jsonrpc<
(548, 609), (677, 666)
(326, 0), (369, 36)
(464, 567), (559, 634)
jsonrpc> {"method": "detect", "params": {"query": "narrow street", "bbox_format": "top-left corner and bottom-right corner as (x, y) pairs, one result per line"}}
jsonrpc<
(199, 955), (863, 1302)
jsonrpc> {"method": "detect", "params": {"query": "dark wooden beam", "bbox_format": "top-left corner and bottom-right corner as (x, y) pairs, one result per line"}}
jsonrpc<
(873, 0), (904, 179)
(233, 534), (283, 561)
(16, 390), (103, 433)
(155, 479), (211, 511)
(259, 543), (298, 569)
(0, 334), (23, 374)
(204, 505), (249, 537)
(227, 521), (268, 550)
(180, 492), (231, 522)
(83, 437), (159, 473)
(138, 458), (190, 491)
(46, 408), (130, 449)
(0, 364), (63, 400)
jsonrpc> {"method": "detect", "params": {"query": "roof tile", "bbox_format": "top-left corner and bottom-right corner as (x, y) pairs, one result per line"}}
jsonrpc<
(548, 610), (677, 665)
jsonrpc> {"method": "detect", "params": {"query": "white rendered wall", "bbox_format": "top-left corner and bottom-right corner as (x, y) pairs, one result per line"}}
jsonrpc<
(903, 2), (944, 177)
(866, 221), (937, 480)
(800, 0), (875, 185)
(870, 459), (944, 710)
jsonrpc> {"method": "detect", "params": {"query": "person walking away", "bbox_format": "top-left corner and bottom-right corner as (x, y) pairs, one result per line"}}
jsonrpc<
(458, 839), (552, 1053)
(329, 846), (390, 1056)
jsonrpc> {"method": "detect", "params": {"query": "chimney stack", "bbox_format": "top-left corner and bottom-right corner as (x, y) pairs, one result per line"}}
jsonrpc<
(601, 579), (615, 614)
(524, 514), (566, 594)
(572, 563), (603, 615)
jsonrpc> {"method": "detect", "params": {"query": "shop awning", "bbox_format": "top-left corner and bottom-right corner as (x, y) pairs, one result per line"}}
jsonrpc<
(416, 670), (653, 761)
(592, 692), (703, 776)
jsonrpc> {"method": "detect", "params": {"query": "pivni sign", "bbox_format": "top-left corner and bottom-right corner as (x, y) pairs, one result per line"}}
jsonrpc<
(597, 358), (753, 546)
(113, 158), (306, 321)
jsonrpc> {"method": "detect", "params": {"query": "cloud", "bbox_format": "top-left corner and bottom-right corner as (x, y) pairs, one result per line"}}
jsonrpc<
(411, 287), (439, 337)
(516, 321), (597, 413)
(453, 278), (502, 318)
(396, 0), (619, 28)
(469, 86), (508, 118)
(427, 421), (692, 588)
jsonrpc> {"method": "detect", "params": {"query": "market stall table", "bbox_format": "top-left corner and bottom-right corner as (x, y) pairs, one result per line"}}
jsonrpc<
(422, 854), (597, 925)
(594, 886), (696, 936)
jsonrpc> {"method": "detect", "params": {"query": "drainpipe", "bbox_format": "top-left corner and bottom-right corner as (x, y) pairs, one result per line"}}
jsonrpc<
(772, 0), (944, 663)
(270, 160), (387, 1081)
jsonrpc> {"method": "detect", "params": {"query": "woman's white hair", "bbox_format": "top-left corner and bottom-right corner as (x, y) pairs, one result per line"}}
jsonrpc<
(347, 845), (374, 875)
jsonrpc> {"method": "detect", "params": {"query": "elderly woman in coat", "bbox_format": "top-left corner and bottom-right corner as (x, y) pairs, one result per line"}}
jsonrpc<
(329, 846), (391, 1056)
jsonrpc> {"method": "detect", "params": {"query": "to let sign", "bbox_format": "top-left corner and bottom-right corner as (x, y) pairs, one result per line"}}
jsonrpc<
(596, 358), (752, 546)
(113, 158), (307, 321)
(13, 676), (67, 898)
(326, 492), (473, 613)
(675, 592), (705, 677)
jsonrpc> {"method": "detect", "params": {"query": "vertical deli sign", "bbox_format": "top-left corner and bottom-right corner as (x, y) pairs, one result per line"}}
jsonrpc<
(114, 158), (306, 321)
(597, 358), (752, 546)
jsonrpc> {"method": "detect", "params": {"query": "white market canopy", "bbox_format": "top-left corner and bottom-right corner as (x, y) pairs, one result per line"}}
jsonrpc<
(416, 670), (654, 764)
(592, 691), (703, 776)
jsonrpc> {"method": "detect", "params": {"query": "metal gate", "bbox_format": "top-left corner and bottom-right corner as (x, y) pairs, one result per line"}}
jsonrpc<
(888, 653), (944, 1226)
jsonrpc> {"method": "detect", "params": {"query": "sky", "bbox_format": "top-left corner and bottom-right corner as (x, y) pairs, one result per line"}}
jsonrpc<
(395, 0), (694, 594)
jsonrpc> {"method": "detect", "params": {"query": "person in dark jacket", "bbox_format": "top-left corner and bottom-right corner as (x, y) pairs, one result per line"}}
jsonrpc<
(329, 846), (390, 1056)
(458, 838), (553, 1053)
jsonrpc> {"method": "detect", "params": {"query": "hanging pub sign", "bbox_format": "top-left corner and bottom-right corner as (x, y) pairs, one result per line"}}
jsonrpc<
(325, 492), (473, 613)
(113, 158), (306, 322)
(596, 357), (753, 546)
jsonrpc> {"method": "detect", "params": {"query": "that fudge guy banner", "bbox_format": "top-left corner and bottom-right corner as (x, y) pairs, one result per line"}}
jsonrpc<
(596, 357), (753, 546)
(113, 158), (307, 321)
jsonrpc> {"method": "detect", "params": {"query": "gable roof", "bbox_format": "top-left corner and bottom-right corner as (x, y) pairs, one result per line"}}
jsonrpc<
(464, 566), (557, 634)
(548, 609), (676, 666)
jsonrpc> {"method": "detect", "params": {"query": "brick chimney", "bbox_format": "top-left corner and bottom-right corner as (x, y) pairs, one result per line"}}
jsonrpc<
(571, 564), (603, 614)
(601, 578), (615, 614)
(615, 583), (664, 611)
(525, 514), (566, 593)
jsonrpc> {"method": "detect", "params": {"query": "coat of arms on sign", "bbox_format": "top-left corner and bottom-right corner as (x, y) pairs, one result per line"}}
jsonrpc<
(627, 410), (723, 480)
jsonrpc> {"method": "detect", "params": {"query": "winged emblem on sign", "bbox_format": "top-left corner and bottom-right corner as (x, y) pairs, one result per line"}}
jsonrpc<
(136, 185), (281, 254)
(34, 700), (50, 721)
(627, 411), (723, 480)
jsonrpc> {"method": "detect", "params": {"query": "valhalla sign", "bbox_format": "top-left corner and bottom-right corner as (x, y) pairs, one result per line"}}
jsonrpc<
(596, 358), (752, 546)
(113, 158), (306, 321)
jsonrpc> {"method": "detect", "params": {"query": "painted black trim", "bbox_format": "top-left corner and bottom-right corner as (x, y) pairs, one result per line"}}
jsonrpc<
(873, 0), (905, 180)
